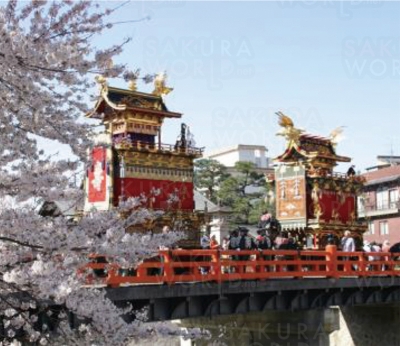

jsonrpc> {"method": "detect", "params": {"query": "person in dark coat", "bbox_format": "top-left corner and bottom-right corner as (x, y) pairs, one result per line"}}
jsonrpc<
(238, 227), (256, 263)
(228, 229), (240, 250)
(347, 165), (356, 177)
(256, 229), (271, 250)
(389, 242), (400, 262)
(389, 242), (400, 254)
(258, 210), (272, 229)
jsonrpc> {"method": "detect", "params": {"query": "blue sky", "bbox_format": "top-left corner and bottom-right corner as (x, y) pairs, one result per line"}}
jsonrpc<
(95, 1), (400, 172)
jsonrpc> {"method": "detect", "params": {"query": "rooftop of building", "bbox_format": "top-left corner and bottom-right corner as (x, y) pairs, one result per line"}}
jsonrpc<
(193, 190), (232, 213)
(362, 164), (400, 184)
(86, 80), (182, 119)
(377, 155), (400, 161)
(366, 155), (400, 171)
(205, 144), (268, 158)
(274, 132), (350, 165)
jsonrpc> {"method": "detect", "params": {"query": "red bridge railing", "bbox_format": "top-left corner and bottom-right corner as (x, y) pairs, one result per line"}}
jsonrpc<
(82, 245), (400, 287)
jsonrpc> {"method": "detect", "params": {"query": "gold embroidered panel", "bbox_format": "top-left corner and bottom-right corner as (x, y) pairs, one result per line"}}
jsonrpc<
(275, 165), (307, 224)
(121, 151), (194, 169)
(122, 165), (193, 182)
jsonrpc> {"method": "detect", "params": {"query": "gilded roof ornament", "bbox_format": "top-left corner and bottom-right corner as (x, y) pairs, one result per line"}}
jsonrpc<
(152, 72), (173, 96)
(329, 126), (345, 147)
(276, 111), (304, 144)
(95, 75), (108, 92)
(94, 75), (126, 111)
(128, 79), (137, 91)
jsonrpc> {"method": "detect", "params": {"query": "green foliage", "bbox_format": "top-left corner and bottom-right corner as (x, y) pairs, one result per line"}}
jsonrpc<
(194, 159), (230, 203)
(218, 161), (266, 224)
(248, 194), (275, 224)
(249, 199), (269, 224)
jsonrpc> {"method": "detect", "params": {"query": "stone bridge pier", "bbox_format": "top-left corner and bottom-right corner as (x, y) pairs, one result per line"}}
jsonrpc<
(175, 304), (400, 346)
(179, 309), (338, 346)
(330, 304), (400, 346)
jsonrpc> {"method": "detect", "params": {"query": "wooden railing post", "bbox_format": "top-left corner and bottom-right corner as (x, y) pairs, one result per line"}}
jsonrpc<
(295, 250), (303, 278)
(137, 260), (147, 278)
(359, 252), (367, 276)
(106, 264), (120, 288)
(211, 250), (222, 282)
(162, 251), (174, 284)
(255, 252), (262, 273)
(325, 245), (339, 279)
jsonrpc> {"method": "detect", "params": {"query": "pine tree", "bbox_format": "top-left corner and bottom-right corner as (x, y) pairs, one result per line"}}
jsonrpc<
(218, 162), (265, 224)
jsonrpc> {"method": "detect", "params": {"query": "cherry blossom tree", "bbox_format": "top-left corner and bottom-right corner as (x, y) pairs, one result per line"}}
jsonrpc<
(0, 1), (199, 345)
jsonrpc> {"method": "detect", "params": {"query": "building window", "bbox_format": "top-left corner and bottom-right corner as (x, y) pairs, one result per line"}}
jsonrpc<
(357, 196), (364, 212)
(389, 189), (399, 208)
(368, 221), (375, 235)
(379, 221), (389, 235)
(376, 190), (388, 210)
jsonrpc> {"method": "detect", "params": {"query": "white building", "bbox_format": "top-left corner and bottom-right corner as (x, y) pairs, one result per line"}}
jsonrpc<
(203, 144), (274, 197)
(205, 144), (270, 171)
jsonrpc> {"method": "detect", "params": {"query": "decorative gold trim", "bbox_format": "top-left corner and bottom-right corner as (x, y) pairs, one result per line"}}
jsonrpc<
(120, 165), (194, 182)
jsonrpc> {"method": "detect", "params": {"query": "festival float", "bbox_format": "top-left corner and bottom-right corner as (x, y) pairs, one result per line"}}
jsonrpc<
(83, 74), (205, 247)
(273, 112), (367, 249)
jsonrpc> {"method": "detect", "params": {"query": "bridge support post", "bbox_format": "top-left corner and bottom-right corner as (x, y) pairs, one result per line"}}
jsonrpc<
(177, 308), (340, 346)
(329, 304), (400, 346)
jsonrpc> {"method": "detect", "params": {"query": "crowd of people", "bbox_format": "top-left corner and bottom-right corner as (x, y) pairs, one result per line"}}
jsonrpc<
(147, 213), (400, 279)
(162, 210), (400, 276)
(341, 230), (394, 263)
(200, 211), (399, 262)
(199, 210), (300, 253)
(201, 228), (301, 252)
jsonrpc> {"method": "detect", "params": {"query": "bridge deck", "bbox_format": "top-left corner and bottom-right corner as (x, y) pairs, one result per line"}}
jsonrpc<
(81, 245), (400, 321)
(106, 277), (400, 301)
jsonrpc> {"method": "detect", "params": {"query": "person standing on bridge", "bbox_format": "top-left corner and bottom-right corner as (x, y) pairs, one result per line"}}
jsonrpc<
(200, 230), (211, 275)
(341, 230), (355, 252)
(258, 210), (272, 229)
(382, 240), (391, 271)
(228, 229), (240, 250)
(256, 229), (271, 251)
(363, 239), (373, 270)
(382, 240), (391, 253)
(341, 230), (356, 271)
(227, 229), (240, 273)
(238, 227), (256, 252)
(256, 229), (272, 271)
(200, 231), (210, 249)
(238, 228), (257, 273)
(210, 234), (220, 249)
